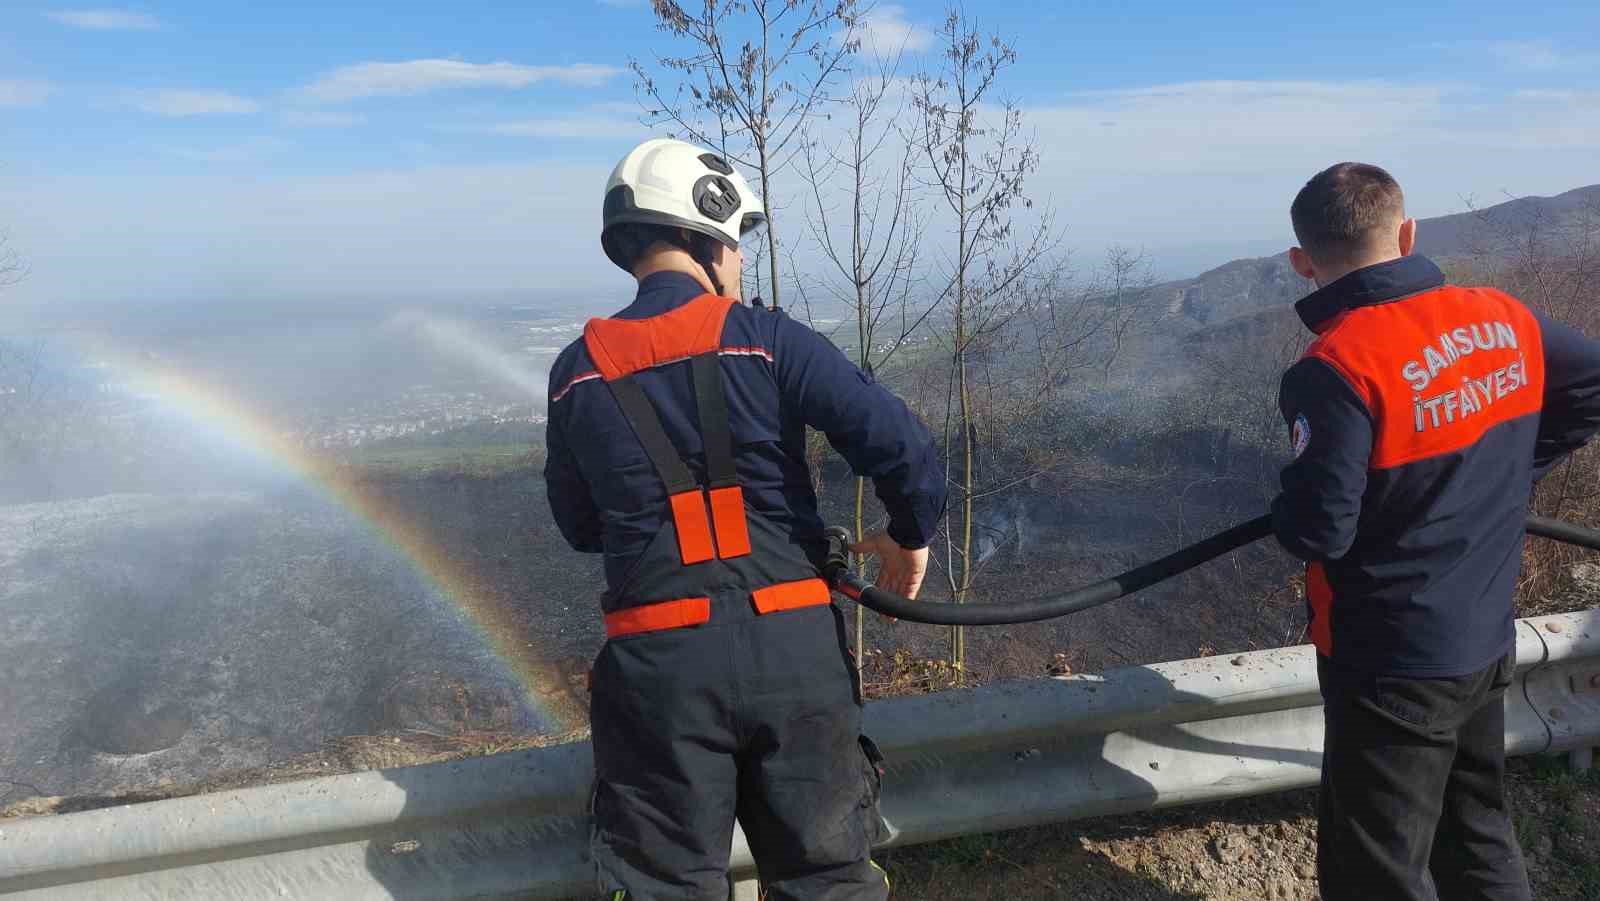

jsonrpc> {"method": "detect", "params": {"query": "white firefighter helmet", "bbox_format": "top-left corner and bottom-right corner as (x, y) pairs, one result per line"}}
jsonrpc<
(600, 138), (766, 273)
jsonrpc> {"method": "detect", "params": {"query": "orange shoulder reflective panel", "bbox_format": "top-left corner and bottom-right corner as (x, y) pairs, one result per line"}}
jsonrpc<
(583, 294), (735, 380)
(1303, 285), (1545, 471)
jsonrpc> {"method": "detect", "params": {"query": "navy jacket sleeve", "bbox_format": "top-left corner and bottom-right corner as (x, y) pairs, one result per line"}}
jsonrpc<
(1533, 310), (1600, 480)
(772, 314), (945, 548)
(1271, 358), (1372, 562)
(543, 369), (603, 554)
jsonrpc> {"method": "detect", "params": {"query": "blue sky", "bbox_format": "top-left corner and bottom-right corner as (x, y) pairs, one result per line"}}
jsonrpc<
(3, 2), (1599, 310)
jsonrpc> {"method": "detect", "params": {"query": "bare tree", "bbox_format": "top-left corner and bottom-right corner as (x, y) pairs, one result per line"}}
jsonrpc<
(1460, 193), (1600, 606)
(797, 40), (932, 676)
(634, 0), (862, 310)
(910, 8), (1055, 679)
(0, 229), (23, 292)
(1467, 192), (1600, 327)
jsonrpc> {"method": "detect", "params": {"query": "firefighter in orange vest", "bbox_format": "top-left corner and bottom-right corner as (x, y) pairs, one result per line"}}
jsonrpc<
(545, 138), (944, 899)
(1273, 162), (1600, 900)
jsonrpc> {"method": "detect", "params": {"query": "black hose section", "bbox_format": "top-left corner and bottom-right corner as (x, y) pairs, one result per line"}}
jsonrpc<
(822, 516), (1273, 626)
(823, 515), (1600, 627)
(1525, 515), (1600, 551)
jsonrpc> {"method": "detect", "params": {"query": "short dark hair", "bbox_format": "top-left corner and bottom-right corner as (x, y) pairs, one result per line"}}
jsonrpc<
(1290, 163), (1405, 263)
(602, 222), (723, 274)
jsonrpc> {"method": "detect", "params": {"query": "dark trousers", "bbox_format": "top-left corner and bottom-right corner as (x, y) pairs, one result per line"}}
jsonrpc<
(589, 603), (888, 901)
(1316, 653), (1530, 901)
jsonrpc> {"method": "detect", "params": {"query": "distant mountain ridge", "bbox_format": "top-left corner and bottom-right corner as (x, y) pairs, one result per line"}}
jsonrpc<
(1160, 184), (1600, 329)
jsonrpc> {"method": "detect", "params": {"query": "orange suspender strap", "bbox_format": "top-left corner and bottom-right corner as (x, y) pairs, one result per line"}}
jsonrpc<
(751, 578), (833, 615)
(605, 375), (716, 565)
(690, 353), (751, 558)
(604, 597), (712, 638)
(584, 296), (752, 565)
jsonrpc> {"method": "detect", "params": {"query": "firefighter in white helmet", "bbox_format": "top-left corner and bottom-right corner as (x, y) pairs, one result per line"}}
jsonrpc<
(545, 138), (943, 898)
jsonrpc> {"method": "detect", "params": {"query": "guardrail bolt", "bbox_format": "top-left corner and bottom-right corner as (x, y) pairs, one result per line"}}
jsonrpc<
(1548, 708), (1564, 722)
(1545, 622), (1565, 635)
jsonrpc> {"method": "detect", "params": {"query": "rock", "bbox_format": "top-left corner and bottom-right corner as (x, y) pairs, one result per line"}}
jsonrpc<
(1210, 832), (1252, 863)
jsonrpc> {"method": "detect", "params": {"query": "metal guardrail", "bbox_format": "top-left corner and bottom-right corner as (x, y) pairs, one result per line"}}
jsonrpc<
(1, 611), (1595, 900)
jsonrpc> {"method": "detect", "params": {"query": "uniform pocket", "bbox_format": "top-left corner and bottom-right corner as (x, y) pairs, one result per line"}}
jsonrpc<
(1369, 672), (1472, 729)
(1491, 652), (1516, 692)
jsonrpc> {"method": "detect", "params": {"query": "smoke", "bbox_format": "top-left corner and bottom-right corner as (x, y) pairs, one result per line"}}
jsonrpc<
(388, 311), (547, 408)
(975, 500), (1029, 566)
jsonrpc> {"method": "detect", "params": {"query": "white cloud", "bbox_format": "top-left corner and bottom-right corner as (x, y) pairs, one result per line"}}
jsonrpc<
(131, 89), (260, 117)
(2, 163), (614, 307)
(1040, 81), (1448, 176)
(9, 79), (1600, 309)
(1015, 79), (1600, 253)
(0, 80), (53, 108)
(478, 114), (641, 140)
(854, 4), (933, 56)
(281, 109), (364, 128)
(157, 136), (293, 164)
(300, 59), (623, 103)
(1487, 41), (1598, 72)
(45, 9), (162, 30)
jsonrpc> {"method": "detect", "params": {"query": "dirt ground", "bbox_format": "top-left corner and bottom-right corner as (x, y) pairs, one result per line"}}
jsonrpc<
(881, 755), (1600, 900)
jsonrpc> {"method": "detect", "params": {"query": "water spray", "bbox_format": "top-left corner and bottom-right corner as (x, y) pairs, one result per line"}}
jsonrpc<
(389, 311), (547, 405)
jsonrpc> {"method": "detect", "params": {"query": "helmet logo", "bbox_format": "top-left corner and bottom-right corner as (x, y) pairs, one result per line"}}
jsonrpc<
(698, 153), (734, 176)
(693, 174), (741, 224)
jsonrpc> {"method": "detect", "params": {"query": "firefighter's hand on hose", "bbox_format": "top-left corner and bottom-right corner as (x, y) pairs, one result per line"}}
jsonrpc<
(850, 531), (929, 600)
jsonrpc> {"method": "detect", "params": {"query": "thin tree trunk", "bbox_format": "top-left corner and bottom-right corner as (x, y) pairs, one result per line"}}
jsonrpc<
(757, 8), (780, 312)
(760, 152), (781, 310)
(951, 127), (971, 685)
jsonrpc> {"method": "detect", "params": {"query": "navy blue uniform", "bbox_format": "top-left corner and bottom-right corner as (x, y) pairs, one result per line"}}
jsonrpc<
(545, 272), (943, 900)
(1274, 255), (1600, 677)
(1272, 255), (1600, 901)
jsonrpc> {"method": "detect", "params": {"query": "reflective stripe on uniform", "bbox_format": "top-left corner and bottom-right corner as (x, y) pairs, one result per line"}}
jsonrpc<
(604, 597), (712, 638)
(751, 578), (832, 615)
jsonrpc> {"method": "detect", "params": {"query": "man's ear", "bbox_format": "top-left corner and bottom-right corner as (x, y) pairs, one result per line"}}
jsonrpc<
(1398, 217), (1417, 257)
(1289, 246), (1317, 281)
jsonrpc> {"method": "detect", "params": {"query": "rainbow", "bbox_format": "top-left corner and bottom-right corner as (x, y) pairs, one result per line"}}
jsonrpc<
(72, 340), (581, 733)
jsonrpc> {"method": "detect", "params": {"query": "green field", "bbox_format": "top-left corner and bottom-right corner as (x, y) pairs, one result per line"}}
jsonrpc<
(334, 443), (542, 479)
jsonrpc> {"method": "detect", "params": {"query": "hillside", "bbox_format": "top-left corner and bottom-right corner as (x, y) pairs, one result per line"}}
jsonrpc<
(1158, 184), (1600, 329)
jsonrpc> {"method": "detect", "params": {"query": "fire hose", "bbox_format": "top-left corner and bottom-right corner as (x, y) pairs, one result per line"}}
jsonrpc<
(821, 516), (1600, 626)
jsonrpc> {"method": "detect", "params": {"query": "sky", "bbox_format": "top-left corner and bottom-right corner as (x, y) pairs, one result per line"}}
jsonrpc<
(2, 1), (1599, 312)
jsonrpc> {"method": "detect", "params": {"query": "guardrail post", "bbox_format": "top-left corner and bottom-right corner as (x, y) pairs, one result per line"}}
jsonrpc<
(1572, 746), (1594, 774)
